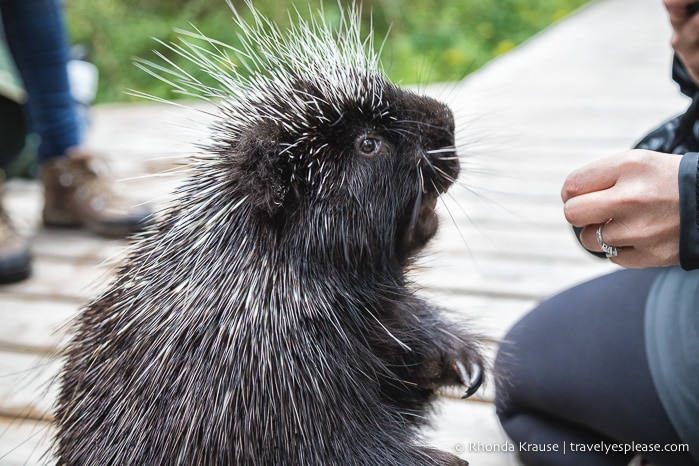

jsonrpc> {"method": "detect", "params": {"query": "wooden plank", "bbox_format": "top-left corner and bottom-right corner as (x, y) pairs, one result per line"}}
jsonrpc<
(0, 353), (59, 421)
(412, 251), (617, 301)
(424, 399), (521, 466)
(0, 258), (112, 302)
(433, 214), (578, 264)
(0, 298), (78, 354)
(417, 292), (538, 342)
(0, 418), (54, 466)
(29, 230), (128, 265)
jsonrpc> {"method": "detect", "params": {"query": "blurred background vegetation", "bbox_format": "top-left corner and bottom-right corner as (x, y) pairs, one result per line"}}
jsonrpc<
(65, 0), (590, 103)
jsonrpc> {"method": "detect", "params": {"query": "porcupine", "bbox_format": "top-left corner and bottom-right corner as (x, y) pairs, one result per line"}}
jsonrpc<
(52, 2), (484, 465)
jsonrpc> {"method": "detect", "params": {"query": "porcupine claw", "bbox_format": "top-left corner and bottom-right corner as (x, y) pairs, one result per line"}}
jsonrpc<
(454, 360), (483, 399)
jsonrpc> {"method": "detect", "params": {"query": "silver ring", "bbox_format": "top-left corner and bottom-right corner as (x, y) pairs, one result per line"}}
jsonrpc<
(596, 222), (618, 258)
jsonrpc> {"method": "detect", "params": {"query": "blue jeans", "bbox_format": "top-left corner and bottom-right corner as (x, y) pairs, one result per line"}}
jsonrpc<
(1, 0), (79, 163)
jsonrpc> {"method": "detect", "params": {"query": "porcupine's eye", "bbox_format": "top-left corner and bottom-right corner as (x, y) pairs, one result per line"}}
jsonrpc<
(355, 134), (384, 158)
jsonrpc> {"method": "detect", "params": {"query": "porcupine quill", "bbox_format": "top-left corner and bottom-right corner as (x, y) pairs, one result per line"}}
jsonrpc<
(51, 2), (484, 465)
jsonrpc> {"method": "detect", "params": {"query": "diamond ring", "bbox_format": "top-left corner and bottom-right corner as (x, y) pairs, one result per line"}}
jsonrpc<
(596, 221), (618, 258)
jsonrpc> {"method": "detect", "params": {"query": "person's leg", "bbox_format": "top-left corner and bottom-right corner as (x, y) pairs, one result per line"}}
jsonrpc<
(0, 0), (79, 163)
(1, 0), (152, 238)
(0, 171), (31, 283)
(495, 268), (696, 466)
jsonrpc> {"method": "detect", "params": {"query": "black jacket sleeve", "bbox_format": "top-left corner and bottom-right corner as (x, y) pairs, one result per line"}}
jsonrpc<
(679, 152), (699, 270)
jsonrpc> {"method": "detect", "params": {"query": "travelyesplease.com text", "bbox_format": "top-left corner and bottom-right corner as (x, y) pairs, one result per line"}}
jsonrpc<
(462, 441), (690, 456)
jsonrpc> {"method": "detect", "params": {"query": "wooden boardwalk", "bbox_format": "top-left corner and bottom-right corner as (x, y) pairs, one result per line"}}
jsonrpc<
(0, 0), (689, 464)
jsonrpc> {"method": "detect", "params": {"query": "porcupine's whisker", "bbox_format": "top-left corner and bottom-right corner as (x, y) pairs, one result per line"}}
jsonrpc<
(432, 164), (458, 184)
(424, 150), (492, 211)
(425, 147), (458, 161)
(431, 179), (483, 268)
(446, 170), (504, 203)
(419, 151), (454, 186)
(443, 166), (532, 227)
(425, 147), (457, 155)
(408, 165), (426, 231)
(0, 422), (53, 463)
(431, 146), (505, 192)
(425, 149), (463, 172)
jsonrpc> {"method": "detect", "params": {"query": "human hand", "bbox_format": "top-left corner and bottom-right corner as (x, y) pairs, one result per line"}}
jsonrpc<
(665, 0), (699, 84)
(561, 149), (683, 268)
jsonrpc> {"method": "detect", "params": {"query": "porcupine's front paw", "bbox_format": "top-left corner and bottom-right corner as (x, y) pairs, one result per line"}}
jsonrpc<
(416, 343), (483, 399)
(453, 359), (483, 399)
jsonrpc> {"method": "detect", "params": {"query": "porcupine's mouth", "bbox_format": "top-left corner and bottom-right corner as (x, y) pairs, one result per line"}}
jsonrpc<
(396, 189), (442, 264)
(415, 192), (440, 240)
(396, 145), (459, 263)
(411, 148), (460, 247)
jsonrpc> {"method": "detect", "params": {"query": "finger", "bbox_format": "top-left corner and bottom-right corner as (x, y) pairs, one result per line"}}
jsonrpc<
(668, 10), (690, 29)
(578, 224), (604, 253)
(578, 222), (626, 253)
(579, 224), (640, 266)
(595, 218), (628, 248)
(607, 247), (649, 269)
(563, 189), (616, 228)
(673, 14), (699, 49)
(665, 0), (695, 28)
(673, 18), (699, 81)
(561, 155), (622, 203)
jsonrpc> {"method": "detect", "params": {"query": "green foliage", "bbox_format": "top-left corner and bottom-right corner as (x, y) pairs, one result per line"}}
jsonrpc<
(65, 0), (589, 103)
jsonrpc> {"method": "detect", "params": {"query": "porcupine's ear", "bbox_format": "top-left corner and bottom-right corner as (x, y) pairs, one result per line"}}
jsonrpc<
(233, 131), (295, 218)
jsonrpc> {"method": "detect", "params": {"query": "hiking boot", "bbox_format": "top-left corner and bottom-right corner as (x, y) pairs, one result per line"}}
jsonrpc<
(0, 173), (31, 284)
(41, 148), (152, 238)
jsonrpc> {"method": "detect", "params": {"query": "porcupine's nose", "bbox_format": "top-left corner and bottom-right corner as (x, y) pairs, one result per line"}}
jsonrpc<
(429, 145), (459, 194)
(407, 92), (459, 193)
(427, 105), (461, 193)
